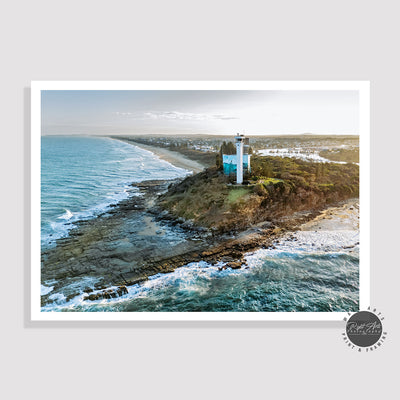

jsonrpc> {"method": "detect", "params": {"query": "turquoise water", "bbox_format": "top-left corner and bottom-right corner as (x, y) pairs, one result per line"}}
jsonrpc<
(43, 251), (359, 312)
(41, 136), (359, 312)
(41, 136), (188, 248)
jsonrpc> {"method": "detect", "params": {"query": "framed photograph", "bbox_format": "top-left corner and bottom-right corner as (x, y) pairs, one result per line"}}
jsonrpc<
(31, 81), (369, 321)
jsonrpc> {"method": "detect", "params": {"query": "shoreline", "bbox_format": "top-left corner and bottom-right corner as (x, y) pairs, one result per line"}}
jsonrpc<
(111, 136), (206, 174)
(41, 170), (359, 306)
(40, 138), (360, 308)
(41, 196), (359, 309)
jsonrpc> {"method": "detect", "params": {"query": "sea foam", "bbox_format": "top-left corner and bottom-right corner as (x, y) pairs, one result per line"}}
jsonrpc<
(41, 136), (189, 249)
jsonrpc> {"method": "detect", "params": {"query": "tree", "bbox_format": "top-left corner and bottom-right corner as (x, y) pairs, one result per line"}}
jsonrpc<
(217, 141), (237, 169)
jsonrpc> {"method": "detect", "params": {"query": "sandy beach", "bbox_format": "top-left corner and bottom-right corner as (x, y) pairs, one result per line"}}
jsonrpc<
(301, 199), (359, 231)
(113, 137), (206, 174)
(40, 136), (360, 310)
(41, 188), (360, 309)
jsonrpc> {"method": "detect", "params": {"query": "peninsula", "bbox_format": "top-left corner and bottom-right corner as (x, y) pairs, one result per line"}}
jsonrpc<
(41, 134), (359, 306)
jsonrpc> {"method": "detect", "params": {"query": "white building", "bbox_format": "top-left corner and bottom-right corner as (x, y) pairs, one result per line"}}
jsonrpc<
(222, 135), (251, 184)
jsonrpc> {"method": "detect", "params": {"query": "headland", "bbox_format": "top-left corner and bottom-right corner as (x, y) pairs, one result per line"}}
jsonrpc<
(41, 136), (359, 306)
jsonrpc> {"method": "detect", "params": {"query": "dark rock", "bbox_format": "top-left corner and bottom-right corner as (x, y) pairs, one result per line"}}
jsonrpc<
(226, 261), (242, 270)
(41, 171), (356, 308)
(118, 286), (129, 295)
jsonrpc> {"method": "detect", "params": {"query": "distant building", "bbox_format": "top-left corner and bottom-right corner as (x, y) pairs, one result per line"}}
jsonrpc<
(222, 135), (251, 184)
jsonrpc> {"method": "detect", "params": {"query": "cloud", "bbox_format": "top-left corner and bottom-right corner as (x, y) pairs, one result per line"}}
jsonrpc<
(212, 114), (238, 120)
(114, 111), (239, 121)
(113, 111), (134, 117)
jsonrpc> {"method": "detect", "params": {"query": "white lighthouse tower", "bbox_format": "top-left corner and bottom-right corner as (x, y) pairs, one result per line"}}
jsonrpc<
(235, 134), (245, 184)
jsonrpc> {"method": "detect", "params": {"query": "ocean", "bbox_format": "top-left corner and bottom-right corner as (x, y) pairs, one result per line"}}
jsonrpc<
(41, 136), (189, 249)
(41, 136), (359, 312)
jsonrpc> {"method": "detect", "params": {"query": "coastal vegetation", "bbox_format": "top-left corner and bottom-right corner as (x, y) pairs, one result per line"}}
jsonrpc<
(215, 141), (254, 169)
(319, 148), (359, 163)
(158, 155), (359, 232)
(41, 137), (360, 307)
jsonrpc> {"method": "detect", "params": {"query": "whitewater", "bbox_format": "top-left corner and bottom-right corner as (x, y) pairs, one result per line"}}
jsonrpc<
(41, 136), (359, 312)
(41, 136), (190, 249)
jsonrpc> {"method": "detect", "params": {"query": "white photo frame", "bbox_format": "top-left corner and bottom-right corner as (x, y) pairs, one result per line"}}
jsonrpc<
(31, 81), (370, 321)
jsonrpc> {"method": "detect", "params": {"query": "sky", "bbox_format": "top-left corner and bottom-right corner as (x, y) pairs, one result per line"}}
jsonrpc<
(41, 90), (359, 135)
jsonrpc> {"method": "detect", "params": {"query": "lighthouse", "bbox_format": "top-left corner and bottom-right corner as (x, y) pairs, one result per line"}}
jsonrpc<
(222, 134), (251, 183)
(235, 134), (244, 184)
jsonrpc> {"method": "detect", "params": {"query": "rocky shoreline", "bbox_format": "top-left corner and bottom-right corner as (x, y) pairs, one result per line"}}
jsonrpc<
(41, 175), (355, 307)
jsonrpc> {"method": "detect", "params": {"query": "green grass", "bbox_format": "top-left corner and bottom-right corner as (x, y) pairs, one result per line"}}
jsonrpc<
(227, 187), (251, 204)
(261, 178), (283, 185)
(318, 183), (334, 187)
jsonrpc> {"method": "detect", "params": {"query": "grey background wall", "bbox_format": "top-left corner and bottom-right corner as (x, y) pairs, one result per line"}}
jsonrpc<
(1, 1), (398, 399)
